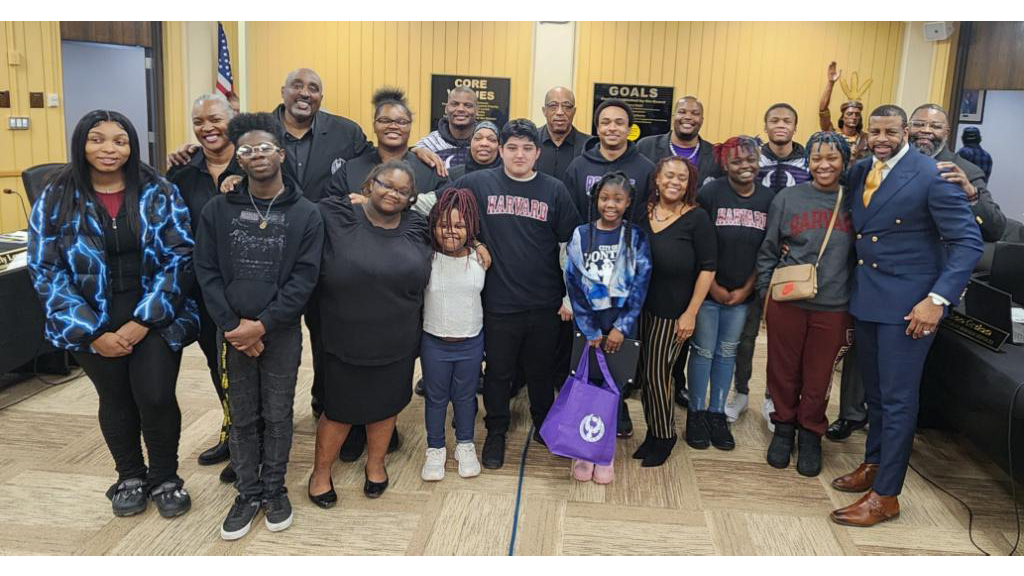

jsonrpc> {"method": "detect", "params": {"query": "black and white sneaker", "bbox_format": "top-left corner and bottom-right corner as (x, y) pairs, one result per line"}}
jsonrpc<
(106, 478), (148, 517)
(221, 496), (261, 541)
(150, 479), (191, 518)
(263, 491), (293, 533)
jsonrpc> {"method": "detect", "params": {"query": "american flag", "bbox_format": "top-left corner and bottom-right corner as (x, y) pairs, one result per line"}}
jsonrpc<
(216, 22), (233, 97)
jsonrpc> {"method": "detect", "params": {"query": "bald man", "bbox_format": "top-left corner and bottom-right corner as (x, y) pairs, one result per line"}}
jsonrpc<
(536, 86), (590, 179)
(637, 96), (721, 185)
(272, 68), (374, 202)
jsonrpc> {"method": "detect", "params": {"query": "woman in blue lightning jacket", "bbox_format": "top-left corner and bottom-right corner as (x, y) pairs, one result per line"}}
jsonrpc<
(27, 110), (199, 520)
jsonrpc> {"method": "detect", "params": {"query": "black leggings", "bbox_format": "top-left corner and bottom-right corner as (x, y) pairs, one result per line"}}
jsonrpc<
(72, 290), (183, 486)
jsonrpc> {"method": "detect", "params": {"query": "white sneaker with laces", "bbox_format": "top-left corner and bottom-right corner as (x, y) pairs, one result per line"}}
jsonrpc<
(725, 393), (749, 423)
(762, 396), (775, 432)
(421, 447), (446, 481)
(454, 442), (481, 478)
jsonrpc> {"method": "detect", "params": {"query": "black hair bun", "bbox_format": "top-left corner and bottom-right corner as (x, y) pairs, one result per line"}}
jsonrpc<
(372, 86), (407, 107)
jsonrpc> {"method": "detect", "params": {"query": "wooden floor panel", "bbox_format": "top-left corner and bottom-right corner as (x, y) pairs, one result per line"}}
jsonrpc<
(0, 326), (1020, 555)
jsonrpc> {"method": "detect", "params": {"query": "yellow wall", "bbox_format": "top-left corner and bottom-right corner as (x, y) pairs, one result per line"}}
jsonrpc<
(162, 21), (188, 165)
(0, 21), (66, 233)
(244, 22), (535, 142)
(574, 21), (906, 145)
(928, 25), (959, 109)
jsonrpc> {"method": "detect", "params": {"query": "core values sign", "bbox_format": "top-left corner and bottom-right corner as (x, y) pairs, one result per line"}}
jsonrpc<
(592, 83), (674, 141)
(430, 74), (511, 130)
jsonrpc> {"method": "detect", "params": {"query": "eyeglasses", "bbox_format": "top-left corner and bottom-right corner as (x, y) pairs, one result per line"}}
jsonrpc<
(374, 117), (412, 127)
(545, 102), (575, 112)
(909, 120), (947, 131)
(373, 178), (412, 198)
(236, 142), (280, 158)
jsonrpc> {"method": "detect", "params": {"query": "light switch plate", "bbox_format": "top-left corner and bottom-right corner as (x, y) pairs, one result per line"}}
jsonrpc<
(7, 117), (30, 130)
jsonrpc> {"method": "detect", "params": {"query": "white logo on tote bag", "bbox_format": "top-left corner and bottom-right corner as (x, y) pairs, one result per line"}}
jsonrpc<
(579, 414), (605, 443)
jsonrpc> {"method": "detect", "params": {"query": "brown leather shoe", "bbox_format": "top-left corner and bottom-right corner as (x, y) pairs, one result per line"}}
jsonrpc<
(831, 462), (879, 493)
(830, 490), (900, 527)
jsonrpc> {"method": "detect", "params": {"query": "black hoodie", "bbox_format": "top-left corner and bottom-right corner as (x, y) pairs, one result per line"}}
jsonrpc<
(194, 179), (325, 334)
(562, 137), (654, 221)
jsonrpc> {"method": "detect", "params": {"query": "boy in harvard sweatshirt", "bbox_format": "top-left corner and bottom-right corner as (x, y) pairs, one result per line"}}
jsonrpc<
(195, 112), (324, 541)
(562, 99), (655, 219)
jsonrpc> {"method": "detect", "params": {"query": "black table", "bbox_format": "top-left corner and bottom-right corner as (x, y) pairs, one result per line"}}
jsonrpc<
(0, 264), (52, 376)
(921, 327), (1024, 482)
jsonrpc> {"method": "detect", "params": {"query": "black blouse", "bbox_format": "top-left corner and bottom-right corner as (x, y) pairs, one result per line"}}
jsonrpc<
(639, 207), (717, 318)
(317, 196), (433, 365)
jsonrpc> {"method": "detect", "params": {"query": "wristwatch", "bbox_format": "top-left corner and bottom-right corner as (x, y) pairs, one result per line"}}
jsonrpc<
(929, 294), (948, 307)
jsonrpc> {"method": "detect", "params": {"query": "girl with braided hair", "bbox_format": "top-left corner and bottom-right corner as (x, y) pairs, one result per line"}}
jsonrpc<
(688, 136), (773, 452)
(419, 188), (487, 481)
(755, 131), (855, 477)
(564, 172), (652, 483)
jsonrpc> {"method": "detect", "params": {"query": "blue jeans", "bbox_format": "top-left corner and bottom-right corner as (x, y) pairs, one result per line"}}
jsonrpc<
(687, 300), (749, 413)
(421, 331), (485, 449)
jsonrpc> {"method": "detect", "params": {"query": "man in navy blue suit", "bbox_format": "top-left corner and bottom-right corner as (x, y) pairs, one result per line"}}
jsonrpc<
(829, 105), (983, 527)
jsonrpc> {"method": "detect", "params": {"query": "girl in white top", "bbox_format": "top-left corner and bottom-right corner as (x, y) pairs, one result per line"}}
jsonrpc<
(420, 188), (487, 481)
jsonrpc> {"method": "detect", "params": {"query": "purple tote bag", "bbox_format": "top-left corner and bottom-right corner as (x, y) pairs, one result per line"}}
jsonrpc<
(539, 346), (620, 466)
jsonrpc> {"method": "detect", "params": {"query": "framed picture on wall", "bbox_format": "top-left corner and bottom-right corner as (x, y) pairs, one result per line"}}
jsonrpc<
(959, 90), (986, 124)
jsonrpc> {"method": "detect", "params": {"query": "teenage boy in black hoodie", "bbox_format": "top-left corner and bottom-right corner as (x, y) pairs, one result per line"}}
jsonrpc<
(563, 99), (654, 219)
(195, 113), (324, 541)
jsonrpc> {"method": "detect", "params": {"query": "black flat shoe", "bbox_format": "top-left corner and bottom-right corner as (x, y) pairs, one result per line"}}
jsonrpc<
(339, 425), (367, 462)
(674, 387), (690, 409)
(414, 378), (425, 396)
(219, 463), (237, 484)
(363, 469), (389, 499)
(197, 439), (230, 466)
(387, 428), (401, 454)
(307, 477), (337, 509)
(825, 418), (867, 442)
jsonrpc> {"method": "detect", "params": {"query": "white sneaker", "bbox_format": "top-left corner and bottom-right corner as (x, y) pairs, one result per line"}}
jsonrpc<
(421, 447), (446, 481)
(725, 393), (749, 423)
(762, 397), (775, 432)
(454, 442), (481, 478)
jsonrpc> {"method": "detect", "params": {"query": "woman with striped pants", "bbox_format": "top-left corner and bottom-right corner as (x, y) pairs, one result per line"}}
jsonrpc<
(635, 156), (717, 467)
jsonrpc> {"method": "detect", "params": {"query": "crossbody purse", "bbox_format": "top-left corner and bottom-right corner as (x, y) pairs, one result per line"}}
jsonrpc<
(768, 187), (844, 302)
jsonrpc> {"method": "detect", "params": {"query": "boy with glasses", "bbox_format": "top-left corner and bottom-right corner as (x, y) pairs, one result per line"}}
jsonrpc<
(195, 112), (324, 540)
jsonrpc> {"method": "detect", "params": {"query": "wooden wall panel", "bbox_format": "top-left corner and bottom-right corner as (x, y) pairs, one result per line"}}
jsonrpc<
(963, 21), (1024, 91)
(574, 21), (906, 145)
(0, 21), (66, 233)
(59, 21), (152, 48)
(243, 22), (535, 142)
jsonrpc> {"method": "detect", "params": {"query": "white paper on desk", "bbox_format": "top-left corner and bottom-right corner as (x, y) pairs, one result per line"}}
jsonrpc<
(8, 252), (27, 270)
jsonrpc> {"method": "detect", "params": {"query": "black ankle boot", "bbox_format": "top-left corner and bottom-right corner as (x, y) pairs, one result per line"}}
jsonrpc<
(617, 400), (633, 438)
(796, 427), (823, 477)
(685, 409), (710, 449)
(641, 435), (677, 467)
(632, 430), (653, 459)
(766, 422), (796, 469)
(706, 411), (735, 450)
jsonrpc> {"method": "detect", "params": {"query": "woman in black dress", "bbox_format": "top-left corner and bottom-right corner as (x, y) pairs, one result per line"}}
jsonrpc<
(308, 160), (432, 505)
(634, 156), (717, 467)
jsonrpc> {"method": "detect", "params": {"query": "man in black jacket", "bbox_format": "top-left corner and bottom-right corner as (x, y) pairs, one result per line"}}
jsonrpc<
(908, 104), (1005, 242)
(195, 113), (324, 540)
(637, 96), (721, 185)
(537, 86), (590, 179)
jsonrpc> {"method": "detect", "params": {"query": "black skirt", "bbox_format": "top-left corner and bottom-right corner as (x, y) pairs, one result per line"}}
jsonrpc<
(321, 350), (415, 424)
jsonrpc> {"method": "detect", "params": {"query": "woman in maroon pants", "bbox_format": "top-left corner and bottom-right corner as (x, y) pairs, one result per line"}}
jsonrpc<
(755, 131), (856, 477)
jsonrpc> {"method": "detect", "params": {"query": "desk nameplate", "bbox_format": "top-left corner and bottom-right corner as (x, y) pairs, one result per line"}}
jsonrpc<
(941, 309), (1009, 352)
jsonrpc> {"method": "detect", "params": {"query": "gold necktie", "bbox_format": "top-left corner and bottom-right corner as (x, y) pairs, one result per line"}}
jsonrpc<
(862, 159), (885, 207)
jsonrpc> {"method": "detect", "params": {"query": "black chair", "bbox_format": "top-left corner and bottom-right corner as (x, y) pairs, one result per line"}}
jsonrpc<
(21, 163), (65, 206)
